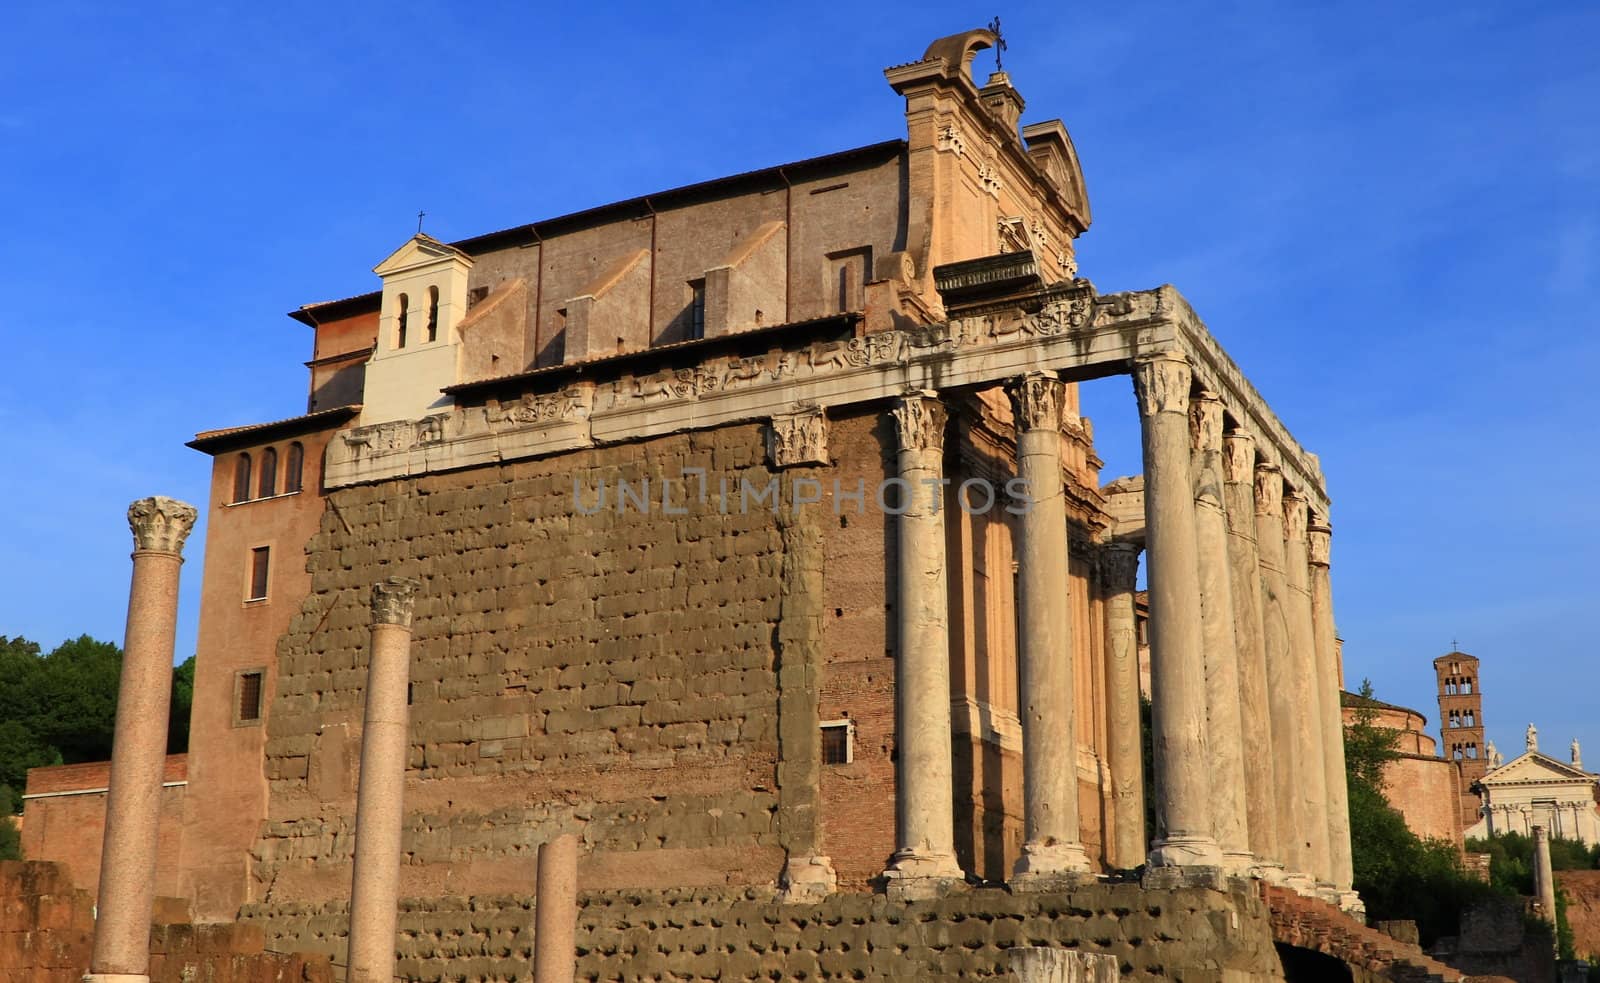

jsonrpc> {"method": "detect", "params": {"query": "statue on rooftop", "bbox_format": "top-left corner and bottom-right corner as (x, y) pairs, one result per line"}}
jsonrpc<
(1526, 722), (1538, 753)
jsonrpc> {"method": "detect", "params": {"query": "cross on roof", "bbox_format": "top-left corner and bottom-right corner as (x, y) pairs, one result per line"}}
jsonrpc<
(417, 210), (426, 234)
(988, 16), (1007, 72)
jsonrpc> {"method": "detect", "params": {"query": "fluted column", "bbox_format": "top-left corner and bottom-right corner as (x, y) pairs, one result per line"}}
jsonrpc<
(534, 833), (579, 983)
(1189, 393), (1252, 876)
(1222, 432), (1283, 881)
(883, 392), (962, 897)
(1133, 353), (1221, 870)
(346, 577), (419, 983)
(1309, 523), (1359, 911)
(87, 497), (197, 983)
(1100, 541), (1146, 871)
(1282, 491), (1333, 894)
(1008, 373), (1092, 883)
(1255, 465), (1315, 892)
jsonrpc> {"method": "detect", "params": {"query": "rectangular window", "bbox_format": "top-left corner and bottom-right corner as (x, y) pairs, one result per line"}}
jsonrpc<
(821, 719), (853, 765)
(248, 546), (270, 600)
(687, 279), (706, 340)
(824, 247), (872, 314)
(237, 670), (263, 723)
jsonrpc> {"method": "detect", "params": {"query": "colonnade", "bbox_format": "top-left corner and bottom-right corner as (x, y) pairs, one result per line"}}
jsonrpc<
(881, 353), (1357, 909)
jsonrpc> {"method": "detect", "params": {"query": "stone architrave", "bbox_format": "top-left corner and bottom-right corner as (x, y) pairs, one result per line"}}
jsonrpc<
(1007, 373), (1092, 884)
(1309, 523), (1359, 912)
(1282, 491), (1333, 893)
(1009, 946), (1121, 982)
(1255, 465), (1315, 892)
(1222, 431), (1283, 882)
(86, 497), (197, 983)
(882, 392), (963, 897)
(1132, 353), (1221, 869)
(1189, 393), (1252, 876)
(534, 833), (579, 983)
(346, 577), (420, 983)
(1100, 542), (1146, 871)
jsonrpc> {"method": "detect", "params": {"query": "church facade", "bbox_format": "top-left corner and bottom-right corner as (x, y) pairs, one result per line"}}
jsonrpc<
(1469, 727), (1600, 847)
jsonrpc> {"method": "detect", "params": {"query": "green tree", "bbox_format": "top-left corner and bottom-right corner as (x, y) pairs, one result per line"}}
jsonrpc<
(0, 814), (20, 861)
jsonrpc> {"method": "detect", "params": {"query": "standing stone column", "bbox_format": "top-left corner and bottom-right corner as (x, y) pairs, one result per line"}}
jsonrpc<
(1132, 353), (1221, 870)
(1282, 491), (1333, 894)
(883, 392), (963, 896)
(1100, 542), (1146, 871)
(1533, 825), (1558, 929)
(1255, 465), (1315, 892)
(1189, 393), (1252, 877)
(1008, 373), (1092, 883)
(1309, 523), (1358, 912)
(1222, 431), (1283, 881)
(87, 497), (197, 983)
(534, 833), (579, 983)
(346, 577), (419, 983)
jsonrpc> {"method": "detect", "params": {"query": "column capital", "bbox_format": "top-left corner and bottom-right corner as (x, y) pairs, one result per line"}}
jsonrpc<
(1223, 430), (1256, 484)
(1132, 352), (1192, 417)
(1308, 524), (1332, 567)
(1253, 463), (1282, 517)
(1006, 372), (1067, 433)
(1188, 390), (1224, 453)
(1099, 541), (1141, 592)
(371, 577), (421, 628)
(127, 496), (198, 555)
(892, 391), (947, 454)
(1283, 491), (1310, 543)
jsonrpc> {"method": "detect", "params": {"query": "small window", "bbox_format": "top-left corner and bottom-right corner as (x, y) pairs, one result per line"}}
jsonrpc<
(284, 442), (304, 493)
(248, 546), (270, 601)
(258, 446), (277, 498)
(1462, 679), (1472, 694)
(821, 719), (853, 765)
(237, 670), (263, 723)
(396, 293), (409, 349)
(687, 280), (706, 340)
(233, 453), (253, 503)
(825, 247), (872, 314)
(427, 286), (440, 343)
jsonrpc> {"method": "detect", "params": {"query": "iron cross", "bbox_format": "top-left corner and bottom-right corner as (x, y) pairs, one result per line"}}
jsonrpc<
(989, 16), (1007, 72)
(417, 210), (426, 234)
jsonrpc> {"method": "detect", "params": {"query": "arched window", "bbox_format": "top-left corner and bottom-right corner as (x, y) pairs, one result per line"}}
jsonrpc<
(426, 286), (439, 343)
(396, 293), (409, 349)
(233, 453), (252, 503)
(285, 442), (304, 493)
(1462, 678), (1472, 694)
(258, 446), (277, 498)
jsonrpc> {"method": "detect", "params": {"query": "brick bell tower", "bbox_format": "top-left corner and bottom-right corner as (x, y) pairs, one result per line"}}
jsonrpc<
(1434, 651), (1488, 827)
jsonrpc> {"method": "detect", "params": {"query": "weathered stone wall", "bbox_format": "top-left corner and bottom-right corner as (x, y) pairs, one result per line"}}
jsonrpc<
(243, 882), (1286, 982)
(1556, 869), (1600, 960)
(255, 424), (792, 903)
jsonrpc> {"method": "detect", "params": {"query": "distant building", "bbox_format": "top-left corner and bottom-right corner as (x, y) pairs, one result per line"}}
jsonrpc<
(1340, 691), (1465, 846)
(1469, 726), (1600, 846)
(1434, 651), (1488, 829)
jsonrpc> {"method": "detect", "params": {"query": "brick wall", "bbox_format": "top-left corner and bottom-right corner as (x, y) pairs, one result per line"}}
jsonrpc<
(1555, 869), (1600, 960)
(21, 755), (187, 896)
(1381, 752), (1466, 846)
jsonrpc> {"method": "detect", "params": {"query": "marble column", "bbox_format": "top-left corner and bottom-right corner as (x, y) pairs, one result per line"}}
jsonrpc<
(1100, 542), (1146, 871)
(1309, 523), (1358, 912)
(1533, 825), (1558, 929)
(1132, 353), (1221, 870)
(346, 577), (419, 983)
(883, 392), (963, 896)
(1222, 431), (1283, 881)
(87, 497), (197, 983)
(1007, 373), (1092, 883)
(1254, 465), (1315, 892)
(534, 833), (579, 983)
(1282, 491), (1333, 893)
(1189, 393), (1253, 876)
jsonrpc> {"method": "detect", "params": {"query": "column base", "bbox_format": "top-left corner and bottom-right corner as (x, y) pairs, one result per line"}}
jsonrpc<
(778, 854), (838, 904)
(1282, 871), (1318, 896)
(84, 975), (150, 983)
(1142, 864), (1225, 892)
(1147, 833), (1223, 869)
(1011, 839), (1093, 891)
(1221, 850), (1256, 878)
(1250, 860), (1288, 885)
(883, 849), (963, 901)
(1338, 891), (1366, 921)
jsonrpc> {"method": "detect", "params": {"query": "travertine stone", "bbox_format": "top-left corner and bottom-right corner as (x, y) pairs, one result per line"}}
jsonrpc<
(88, 497), (196, 981)
(1189, 393), (1252, 877)
(1282, 491), (1332, 893)
(346, 578), (419, 983)
(534, 833), (579, 983)
(1255, 465), (1315, 892)
(1007, 373), (1091, 882)
(1309, 523), (1358, 912)
(1099, 542), (1146, 871)
(1009, 946), (1121, 981)
(1133, 353), (1221, 869)
(1222, 432), (1283, 882)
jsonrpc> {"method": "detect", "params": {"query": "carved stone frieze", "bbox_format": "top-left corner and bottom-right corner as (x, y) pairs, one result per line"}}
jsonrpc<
(936, 123), (967, 157)
(892, 393), (946, 454)
(977, 160), (1002, 199)
(370, 576), (420, 628)
(1133, 353), (1191, 418)
(488, 386), (591, 428)
(769, 406), (829, 468)
(1006, 372), (1065, 433)
(128, 496), (198, 555)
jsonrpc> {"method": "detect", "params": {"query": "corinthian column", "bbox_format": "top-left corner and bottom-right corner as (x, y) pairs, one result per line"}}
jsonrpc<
(1189, 393), (1252, 877)
(1222, 432), (1283, 882)
(347, 577), (420, 983)
(1309, 523), (1359, 912)
(1007, 373), (1092, 884)
(87, 497), (197, 983)
(883, 392), (963, 897)
(1132, 353), (1221, 870)
(1282, 491), (1332, 893)
(1100, 541), (1146, 871)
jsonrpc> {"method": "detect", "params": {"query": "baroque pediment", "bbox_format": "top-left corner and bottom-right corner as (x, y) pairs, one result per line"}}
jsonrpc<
(1482, 751), (1595, 786)
(373, 233), (473, 276)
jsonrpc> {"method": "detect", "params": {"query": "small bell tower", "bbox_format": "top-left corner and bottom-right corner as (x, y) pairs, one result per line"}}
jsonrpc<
(362, 233), (475, 424)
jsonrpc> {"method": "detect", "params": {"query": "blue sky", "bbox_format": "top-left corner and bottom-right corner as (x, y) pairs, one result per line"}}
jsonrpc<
(1, 2), (1595, 764)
